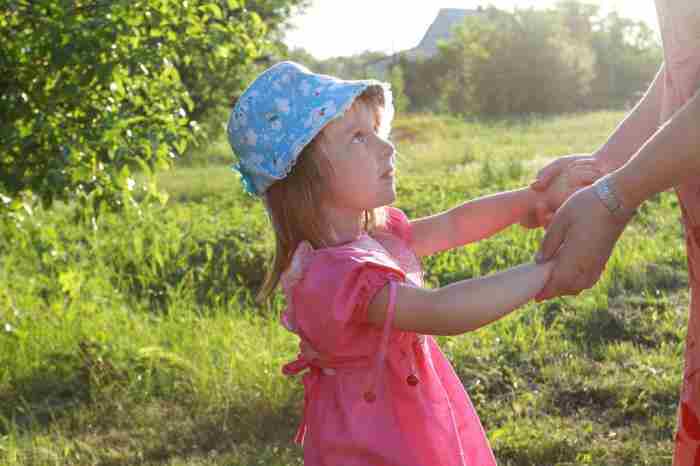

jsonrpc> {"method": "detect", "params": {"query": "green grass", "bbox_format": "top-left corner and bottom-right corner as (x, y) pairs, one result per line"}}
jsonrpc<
(0, 111), (689, 465)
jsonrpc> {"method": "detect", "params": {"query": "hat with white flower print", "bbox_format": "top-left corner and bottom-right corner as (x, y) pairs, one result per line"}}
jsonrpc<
(227, 61), (394, 196)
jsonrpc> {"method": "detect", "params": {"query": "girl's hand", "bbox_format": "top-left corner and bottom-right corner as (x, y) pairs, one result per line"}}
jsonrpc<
(520, 199), (553, 230)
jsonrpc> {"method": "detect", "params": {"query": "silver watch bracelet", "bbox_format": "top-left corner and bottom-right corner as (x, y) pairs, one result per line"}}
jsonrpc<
(593, 175), (635, 220)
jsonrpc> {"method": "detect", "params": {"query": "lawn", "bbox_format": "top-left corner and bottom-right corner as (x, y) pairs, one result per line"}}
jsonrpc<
(0, 111), (688, 465)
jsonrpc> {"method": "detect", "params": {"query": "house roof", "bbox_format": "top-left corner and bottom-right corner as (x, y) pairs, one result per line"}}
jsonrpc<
(413, 8), (480, 58)
(368, 8), (481, 73)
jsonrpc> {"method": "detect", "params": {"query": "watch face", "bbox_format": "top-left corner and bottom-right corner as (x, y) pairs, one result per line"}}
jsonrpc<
(596, 180), (619, 212)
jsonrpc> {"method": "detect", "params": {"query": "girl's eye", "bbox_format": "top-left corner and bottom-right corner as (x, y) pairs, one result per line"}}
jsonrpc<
(352, 133), (368, 144)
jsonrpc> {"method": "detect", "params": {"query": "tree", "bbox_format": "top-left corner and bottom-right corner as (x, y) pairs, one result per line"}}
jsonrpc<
(387, 65), (409, 113)
(436, 7), (596, 116)
(0, 0), (277, 208)
(554, 1), (662, 108)
(402, 55), (450, 113)
(589, 12), (662, 107)
(179, 0), (310, 129)
(555, 0), (598, 42)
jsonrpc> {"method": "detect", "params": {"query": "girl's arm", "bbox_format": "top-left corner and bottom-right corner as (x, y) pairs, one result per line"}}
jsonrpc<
(409, 188), (542, 258)
(366, 261), (553, 336)
(408, 161), (599, 258)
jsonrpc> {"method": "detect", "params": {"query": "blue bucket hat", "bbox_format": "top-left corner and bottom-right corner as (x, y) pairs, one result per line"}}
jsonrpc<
(227, 61), (394, 196)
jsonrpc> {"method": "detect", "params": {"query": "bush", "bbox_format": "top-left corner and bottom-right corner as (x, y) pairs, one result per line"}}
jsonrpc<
(436, 7), (596, 116)
(0, 0), (268, 208)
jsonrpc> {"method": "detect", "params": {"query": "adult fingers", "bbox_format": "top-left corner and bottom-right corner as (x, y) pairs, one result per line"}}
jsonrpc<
(569, 159), (603, 173)
(538, 279), (581, 301)
(536, 247), (585, 300)
(535, 260), (570, 301)
(569, 168), (601, 187)
(531, 159), (566, 191)
(536, 210), (570, 263)
(569, 157), (598, 168)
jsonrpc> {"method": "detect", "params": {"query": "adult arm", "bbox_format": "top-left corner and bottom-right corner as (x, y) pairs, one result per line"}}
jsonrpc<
(531, 64), (666, 191)
(610, 86), (700, 209)
(595, 64), (667, 174)
(535, 86), (700, 300)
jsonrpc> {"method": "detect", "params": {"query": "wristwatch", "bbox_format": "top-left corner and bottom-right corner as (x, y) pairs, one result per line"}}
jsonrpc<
(593, 175), (633, 219)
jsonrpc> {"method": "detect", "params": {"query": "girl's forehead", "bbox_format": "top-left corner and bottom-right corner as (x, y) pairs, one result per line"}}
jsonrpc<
(325, 102), (374, 135)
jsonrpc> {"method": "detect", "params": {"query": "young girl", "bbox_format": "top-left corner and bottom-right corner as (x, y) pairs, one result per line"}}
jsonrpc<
(227, 61), (600, 465)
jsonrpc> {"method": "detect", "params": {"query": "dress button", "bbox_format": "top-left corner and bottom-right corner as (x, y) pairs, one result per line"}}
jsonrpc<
(406, 374), (419, 386)
(363, 391), (376, 403)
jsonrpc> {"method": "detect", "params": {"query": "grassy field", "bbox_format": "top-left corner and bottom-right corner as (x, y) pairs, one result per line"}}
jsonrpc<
(0, 111), (690, 465)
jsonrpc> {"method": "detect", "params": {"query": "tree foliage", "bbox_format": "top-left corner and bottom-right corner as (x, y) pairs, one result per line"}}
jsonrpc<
(589, 12), (663, 107)
(439, 7), (596, 116)
(1, 0), (304, 209)
(401, 2), (661, 116)
(387, 65), (409, 113)
(181, 0), (309, 127)
(285, 47), (390, 80)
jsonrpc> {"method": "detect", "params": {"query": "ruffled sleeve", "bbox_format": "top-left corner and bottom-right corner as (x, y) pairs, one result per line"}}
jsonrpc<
(291, 246), (405, 356)
(384, 206), (413, 244)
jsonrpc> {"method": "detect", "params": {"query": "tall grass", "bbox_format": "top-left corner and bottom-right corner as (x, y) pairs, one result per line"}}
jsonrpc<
(1, 111), (687, 465)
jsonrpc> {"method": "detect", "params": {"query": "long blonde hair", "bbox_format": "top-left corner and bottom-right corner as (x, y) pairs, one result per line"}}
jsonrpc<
(256, 89), (387, 303)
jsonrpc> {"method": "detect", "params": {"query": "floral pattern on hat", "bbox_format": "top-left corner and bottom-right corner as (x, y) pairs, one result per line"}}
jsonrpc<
(227, 61), (394, 196)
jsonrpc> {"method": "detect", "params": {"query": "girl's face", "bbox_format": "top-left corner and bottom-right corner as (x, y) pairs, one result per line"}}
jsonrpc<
(317, 102), (396, 215)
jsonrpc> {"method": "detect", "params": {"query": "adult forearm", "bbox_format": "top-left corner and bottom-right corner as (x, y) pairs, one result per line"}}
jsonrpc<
(595, 65), (665, 174)
(611, 87), (700, 210)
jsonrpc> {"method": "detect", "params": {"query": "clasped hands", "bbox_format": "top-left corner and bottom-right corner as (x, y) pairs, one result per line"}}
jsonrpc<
(523, 155), (633, 301)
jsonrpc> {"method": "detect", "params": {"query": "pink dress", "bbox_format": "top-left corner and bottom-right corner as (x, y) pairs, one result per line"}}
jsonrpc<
(655, 1), (700, 464)
(280, 207), (497, 466)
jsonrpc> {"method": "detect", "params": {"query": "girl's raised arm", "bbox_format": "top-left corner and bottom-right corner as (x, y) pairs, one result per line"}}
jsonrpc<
(366, 261), (553, 336)
(409, 188), (541, 258)
(409, 164), (601, 258)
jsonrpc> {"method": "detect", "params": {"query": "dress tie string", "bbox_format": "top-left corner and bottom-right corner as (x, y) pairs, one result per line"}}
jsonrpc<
(281, 281), (400, 444)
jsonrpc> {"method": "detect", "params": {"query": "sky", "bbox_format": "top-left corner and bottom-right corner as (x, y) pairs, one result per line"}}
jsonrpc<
(284, 1), (660, 60)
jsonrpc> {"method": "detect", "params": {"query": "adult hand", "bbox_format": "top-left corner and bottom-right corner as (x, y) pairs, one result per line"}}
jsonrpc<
(534, 184), (633, 301)
(521, 154), (602, 229)
(530, 154), (598, 192)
